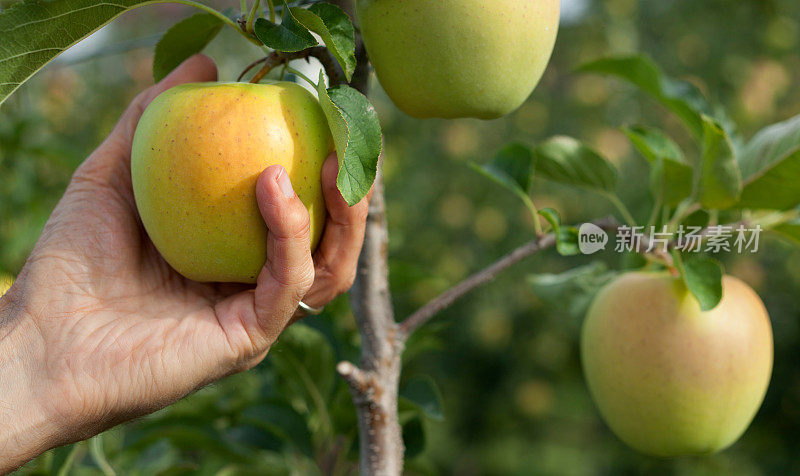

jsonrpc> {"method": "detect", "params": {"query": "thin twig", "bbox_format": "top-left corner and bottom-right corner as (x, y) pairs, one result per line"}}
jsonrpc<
(236, 56), (269, 82)
(245, 47), (343, 85)
(336, 361), (370, 394)
(399, 218), (618, 336)
(399, 234), (555, 336)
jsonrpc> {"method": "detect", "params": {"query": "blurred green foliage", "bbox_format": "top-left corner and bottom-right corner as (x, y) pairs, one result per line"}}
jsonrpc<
(3, 0), (800, 474)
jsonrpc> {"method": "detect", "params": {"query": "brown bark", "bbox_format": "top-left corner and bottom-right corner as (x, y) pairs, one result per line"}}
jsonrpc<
(329, 1), (405, 474)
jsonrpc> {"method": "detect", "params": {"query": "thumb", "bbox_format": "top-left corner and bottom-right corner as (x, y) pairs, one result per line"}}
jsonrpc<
(212, 165), (315, 369)
(251, 165), (316, 348)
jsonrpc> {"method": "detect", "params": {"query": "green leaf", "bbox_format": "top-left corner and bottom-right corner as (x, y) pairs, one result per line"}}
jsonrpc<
(153, 13), (223, 82)
(399, 376), (444, 421)
(129, 440), (181, 473)
(50, 444), (80, 476)
(533, 136), (618, 193)
(315, 70), (382, 205)
(291, 2), (356, 81)
(476, 143), (535, 193)
(254, 1), (317, 52)
(735, 114), (800, 210)
(468, 143), (536, 211)
(528, 262), (617, 320)
(270, 324), (337, 407)
(624, 125), (692, 206)
(223, 424), (284, 453)
(0, 0), (156, 106)
(698, 115), (742, 209)
(89, 434), (115, 476)
(402, 416), (426, 459)
(240, 403), (314, 457)
(674, 254), (724, 311)
(538, 208), (580, 256)
(125, 421), (248, 462)
(624, 125), (684, 163)
(773, 217), (800, 245)
(579, 55), (713, 139)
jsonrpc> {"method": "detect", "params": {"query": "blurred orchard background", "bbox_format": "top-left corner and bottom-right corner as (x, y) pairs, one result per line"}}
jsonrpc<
(2, 0), (800, 474)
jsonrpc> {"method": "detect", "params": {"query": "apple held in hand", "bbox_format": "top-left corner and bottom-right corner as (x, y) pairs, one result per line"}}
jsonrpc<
(581, 272), (773, 456)
(355, 0), (560, 119)
(131, 82), (333, 283)
(0, 274), (13, 297)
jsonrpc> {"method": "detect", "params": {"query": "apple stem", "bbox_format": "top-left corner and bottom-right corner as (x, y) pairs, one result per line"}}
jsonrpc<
(285, 66), (316, 88)
(243, 47), (344, 85)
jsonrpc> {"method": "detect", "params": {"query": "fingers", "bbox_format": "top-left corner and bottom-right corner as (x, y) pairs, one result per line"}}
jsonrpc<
(248, 165), (316, 347)
(300, 153), (371, 310)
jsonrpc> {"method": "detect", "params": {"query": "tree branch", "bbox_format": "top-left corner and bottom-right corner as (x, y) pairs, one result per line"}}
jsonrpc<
(398, 217), (618, 337)
(327, 1), (405, 474)
(399, 234), (555, 336)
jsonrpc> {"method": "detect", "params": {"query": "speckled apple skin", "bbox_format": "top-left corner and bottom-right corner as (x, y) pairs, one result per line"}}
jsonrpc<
(0, 274), (12, 297)
(131, 82), (333, 283)
(356, 0), (560, 119)
(581, 272), (773, 456)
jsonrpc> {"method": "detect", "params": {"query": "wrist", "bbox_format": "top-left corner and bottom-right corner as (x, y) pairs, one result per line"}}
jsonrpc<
(0, 291), (58, 473)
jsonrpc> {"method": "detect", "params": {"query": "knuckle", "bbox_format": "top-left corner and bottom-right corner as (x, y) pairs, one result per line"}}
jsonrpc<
(267, 206), (311, 243)
(274, 204), (311, 241)
(292, 210), (312, 240)
(133, 90), (149, 105)
(266, 254), (315, 298)
(354, 202), (370, 222)
(293, 265), (316, 301)
(338, 269), (357, 294)
(317, 266), (356, 296)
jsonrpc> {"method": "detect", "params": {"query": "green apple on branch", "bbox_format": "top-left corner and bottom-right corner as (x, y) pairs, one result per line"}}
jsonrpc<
(356, 0), (561, 119)
(475, 54), (800, 458)
(581, 271), (773, 456)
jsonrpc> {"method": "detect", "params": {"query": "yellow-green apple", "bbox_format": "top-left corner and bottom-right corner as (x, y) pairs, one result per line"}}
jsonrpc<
(581, 271), (773, 456)
(355, 0), (560, 119)
(131, 82), (333, 283)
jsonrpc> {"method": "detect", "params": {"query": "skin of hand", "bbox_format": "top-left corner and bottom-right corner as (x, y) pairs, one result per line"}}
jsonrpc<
(0, 54), (370, 473)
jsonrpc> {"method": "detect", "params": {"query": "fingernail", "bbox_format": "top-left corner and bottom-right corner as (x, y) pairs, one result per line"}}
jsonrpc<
(277, 168), (294, 198)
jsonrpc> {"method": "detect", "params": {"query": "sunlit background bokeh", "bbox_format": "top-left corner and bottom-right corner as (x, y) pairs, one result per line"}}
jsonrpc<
(2, 0), (800, 474)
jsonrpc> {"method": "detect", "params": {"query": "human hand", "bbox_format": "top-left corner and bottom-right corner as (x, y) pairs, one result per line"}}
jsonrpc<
(0, 55), (370, 472)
